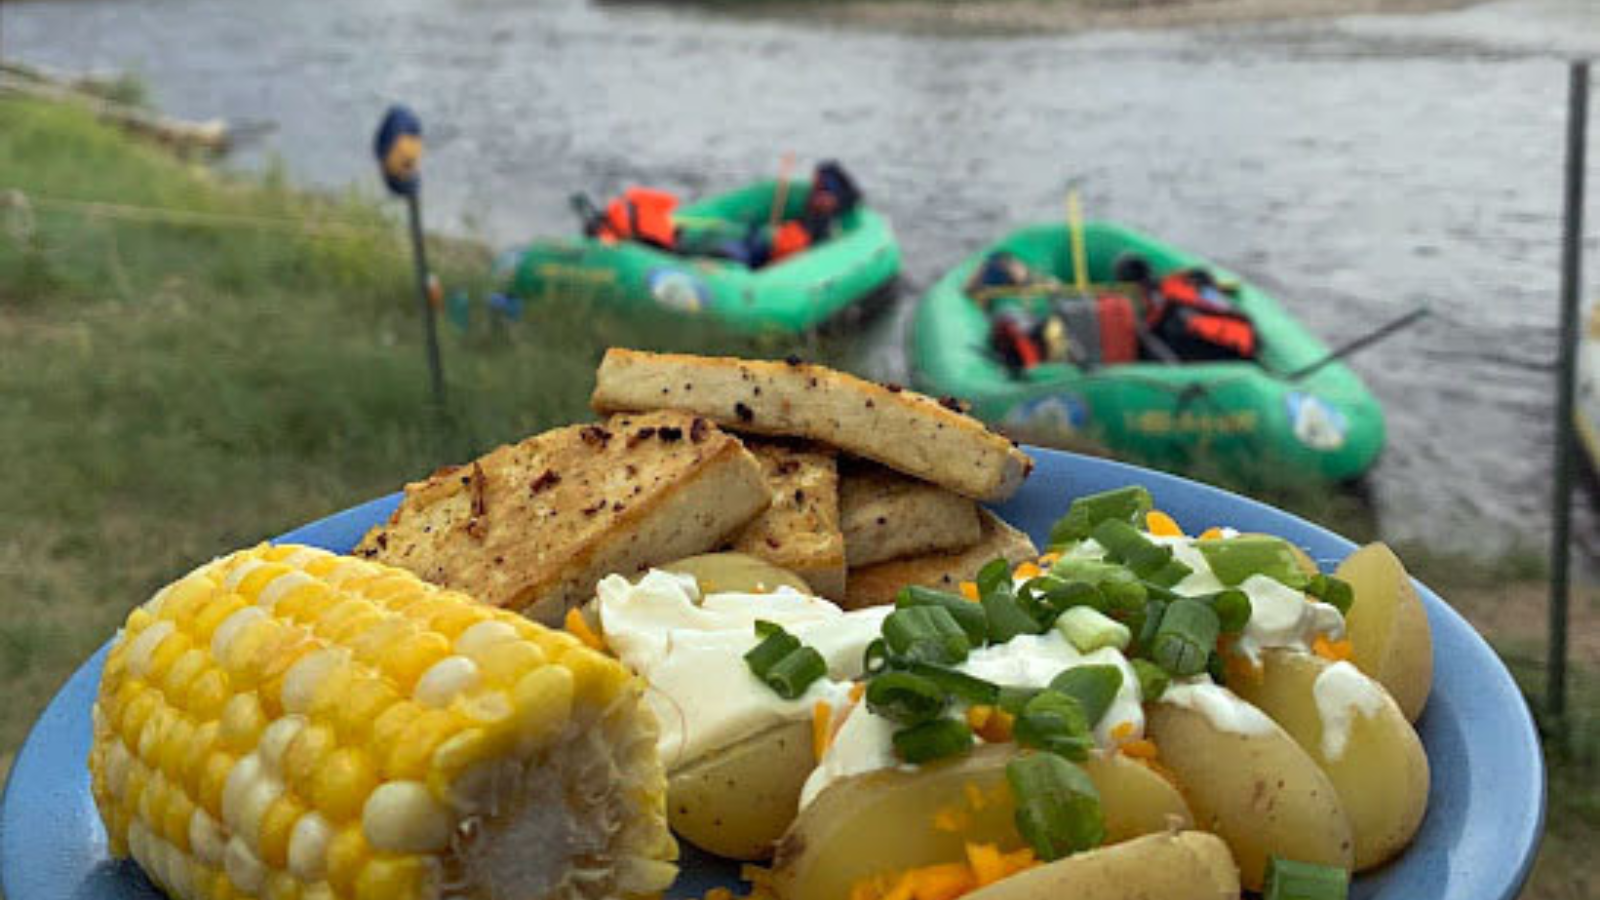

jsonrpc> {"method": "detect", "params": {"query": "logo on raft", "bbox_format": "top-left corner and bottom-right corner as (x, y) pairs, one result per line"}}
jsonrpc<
(1001, 394), (1090, 442)
(1285, 392), (1348, 451)
(648, 269), (709, 313)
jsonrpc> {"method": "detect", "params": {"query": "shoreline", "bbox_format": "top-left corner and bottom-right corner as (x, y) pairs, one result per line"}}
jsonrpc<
(712, 0), (1488, 36)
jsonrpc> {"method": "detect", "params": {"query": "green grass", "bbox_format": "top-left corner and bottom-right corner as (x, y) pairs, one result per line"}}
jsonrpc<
(0, 96), (807, 773)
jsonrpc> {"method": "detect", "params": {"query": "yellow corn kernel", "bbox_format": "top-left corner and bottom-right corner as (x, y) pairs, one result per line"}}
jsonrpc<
(313, 598), (380, 641)
(381, 631), (452, 693)
(475, 640), (545, 687)
(512, 665), (573, 751)
(258, 795), (304, 868)
(219, 693), (267, 753)
(356, 573), (420, 602)
(348, 618), (415, 666)
(145, 631), (195, 686)
(362, 781), (452, 853)
(182, 721), (220, 798)
(283, 722), (337, 797)
(119, 690), (160, 749)
(186, 668), (232, 722)
(384, 708), (460, 780)
(310, 747), (379, 822)
(234, 563), (293, 602)
(190, 595), (248, 645)
(423, 603), (488, 641)
(370, 702), (423, 752)
(220, 617), (282, 687)
(307, 663), (363, 720)
(332, 677), (401, 744)
(158, 713), (197, 782)
(158, 576), (215, 625)
(261, 870), (303, 900)
(197, 751), (236, 819)
(273, 580), (334, 623)
(325, 825), (371, 897)
(161, 648), (210, 703)
(355, 856), (434, 900)
(558, 646), (631, 709)
(323, 608), (386, 646)
(162, 789), (196, 852)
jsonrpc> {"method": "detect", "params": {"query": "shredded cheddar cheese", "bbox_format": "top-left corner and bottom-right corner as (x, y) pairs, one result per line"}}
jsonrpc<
(1037, 551), (1062, 567)
(958, 581), (979, 602)
(1145, 510), (1184, 537)
(1198, 526), (1225, 540)
(1111, 721), (1136, 742)
(564, 607), (606, 651)
(850, 681), (867, 703)
(849, 845), (1037, 900)
(1313, 635), (1355, 662)
(1013, 561), (1043, 581)
(812, 701), (833, 762)
(1119, 738), (1160, 760)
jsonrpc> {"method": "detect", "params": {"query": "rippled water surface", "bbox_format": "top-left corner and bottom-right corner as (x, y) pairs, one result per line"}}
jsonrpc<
(8, 0), (1599, 561)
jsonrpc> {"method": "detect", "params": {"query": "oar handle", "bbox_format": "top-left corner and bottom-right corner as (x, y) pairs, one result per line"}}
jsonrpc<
(1279, 306), (1430, 381)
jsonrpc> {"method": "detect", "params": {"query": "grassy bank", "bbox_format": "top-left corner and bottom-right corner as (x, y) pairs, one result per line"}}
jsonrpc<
(0, 95), (1593, 898)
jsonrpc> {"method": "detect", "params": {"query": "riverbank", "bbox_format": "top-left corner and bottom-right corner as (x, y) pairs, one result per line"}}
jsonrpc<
(722, 0), (1486, 36)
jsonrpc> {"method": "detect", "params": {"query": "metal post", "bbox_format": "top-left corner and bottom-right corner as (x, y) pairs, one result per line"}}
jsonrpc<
(1548, 59), (1587, 726)
(405, 190), (447, 416)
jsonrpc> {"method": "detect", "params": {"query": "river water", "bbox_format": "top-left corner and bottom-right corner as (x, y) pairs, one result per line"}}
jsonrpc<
(6, 0), (1598, 563)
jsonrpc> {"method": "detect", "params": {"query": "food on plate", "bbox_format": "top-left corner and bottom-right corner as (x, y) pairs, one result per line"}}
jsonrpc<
(843, 509), (1038, 609)
(839, 461), (984, 568)
(354, 410), (770, 625)
(961, 830), (1239, 900)
(593, 569), (890, 860)
(1229, 650), (1430, 869)
(1335, 543), (1434, 721)
(87, 545), (676, 900)
(660, 552), (814, 597)
(727, 441), (846, 598)
(667, 719), (814, 861)
(1144, 701), (1353, 889)
(590, 348), (1034, 501)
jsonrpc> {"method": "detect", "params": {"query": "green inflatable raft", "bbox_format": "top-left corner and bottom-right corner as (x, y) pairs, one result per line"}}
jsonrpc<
(911, 222), (1385, 482)
(499, 179), (900, 335)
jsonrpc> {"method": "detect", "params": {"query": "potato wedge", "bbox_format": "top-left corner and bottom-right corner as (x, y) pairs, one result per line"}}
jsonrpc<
(669, 719), (814, 860)
(964, 830), (1238, 900)
(661, 552), (814, 597)
(1229, 650), (1430, 871)
(771, 744), (1193, 900)
(1146, 699), (1353, 891)
(1335, 543), (1433, 721)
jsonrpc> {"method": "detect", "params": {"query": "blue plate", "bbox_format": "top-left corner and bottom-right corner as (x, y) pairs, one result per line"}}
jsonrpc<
(0, 449), (1544, 900)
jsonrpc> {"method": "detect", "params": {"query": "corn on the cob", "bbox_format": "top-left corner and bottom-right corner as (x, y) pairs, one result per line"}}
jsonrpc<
(89, 544), (677, 900)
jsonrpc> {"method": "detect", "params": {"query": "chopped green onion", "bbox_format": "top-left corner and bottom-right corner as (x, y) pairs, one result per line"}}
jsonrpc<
(1263, 857), (1350, 900)
(893, 718), (973, 764)
(1006, 753), (1106, 861)
(1205, 588), (1253, 634)
(896, 586), (989, 644)
(1048, 666), (1123, 727)
(883, 606), (971, 665)
(865, 672), (948, 725)
(1305, 574), (1354, 615)
(764, 647), (827, 699)
(1013, 690), (1095, 761)
(1054, 606), (1132, 653)
(906, 662), (1000, 705)
(863, 638), (890, 675)
(1197, 536), (1308, 588)
(1020, 576), (1101, 624)
(982, 586), (1043, 644)
(1133, 598), (1168, 654)
(1089, 520), (1192, 588)
(1048, 486), (1154, 547)
(1206, 648), (1228, 686)
(744, 624), (801, 678)
(997, 685), (1042, 715)
(1131, 659), (1171, 702)
(976, 557), (1013, 598)
(1150, 599), (1221, 678)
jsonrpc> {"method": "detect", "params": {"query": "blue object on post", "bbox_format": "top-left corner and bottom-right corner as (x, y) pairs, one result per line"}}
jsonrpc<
(373, 105), (423, 196)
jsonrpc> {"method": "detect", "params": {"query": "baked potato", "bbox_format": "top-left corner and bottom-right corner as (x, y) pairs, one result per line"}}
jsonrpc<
(1145, 699), (1353, 891)
(1335, 543), (1433, 721)
(770, 743), (1193, 900)
(661, 552), (814, 596)
(1229, 650), (1429, 870)
(963, 830), (1239, 900)
(668, 718), (815, 860)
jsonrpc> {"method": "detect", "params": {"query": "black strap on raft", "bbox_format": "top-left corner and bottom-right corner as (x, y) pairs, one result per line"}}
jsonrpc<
(570, 193), (604, 236)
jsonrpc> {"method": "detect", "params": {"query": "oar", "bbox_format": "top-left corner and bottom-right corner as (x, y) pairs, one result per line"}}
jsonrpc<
(769, 152), (797, 229)
(1067, 188), (1090, 295)
(1274, 306), (1430, 381)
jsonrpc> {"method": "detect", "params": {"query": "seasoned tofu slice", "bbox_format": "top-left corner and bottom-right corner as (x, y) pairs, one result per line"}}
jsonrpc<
(839, 462), (983, 568)
(590, 349), (1033, 502)
(728, 440), (846, 600)
(355, 411), (770, 624)
(842, 510), (1038, 610)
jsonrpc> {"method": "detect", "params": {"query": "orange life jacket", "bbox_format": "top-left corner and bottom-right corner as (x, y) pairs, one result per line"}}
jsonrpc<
(769, 220), (812, 262)
(599, 187), (679, 249)
(1150, 273), (1257, 359)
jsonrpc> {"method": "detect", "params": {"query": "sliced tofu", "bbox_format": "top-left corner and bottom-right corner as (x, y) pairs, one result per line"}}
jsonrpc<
(590, 348), (1033, 502)
(728, 440), (847, 600)
(839, 462), (983, 568)
(355, 411), (770, 624)
(842, 510), (1038, 610)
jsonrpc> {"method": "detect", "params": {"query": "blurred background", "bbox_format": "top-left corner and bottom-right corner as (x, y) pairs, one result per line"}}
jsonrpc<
(0, 0), (1595, 896)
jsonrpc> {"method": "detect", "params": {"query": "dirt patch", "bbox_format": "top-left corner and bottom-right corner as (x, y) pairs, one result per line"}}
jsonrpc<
(748, 0), (1486, 36)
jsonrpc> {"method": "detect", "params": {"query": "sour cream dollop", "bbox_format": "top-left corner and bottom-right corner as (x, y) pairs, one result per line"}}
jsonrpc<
(1312, 660), (1388, 760)
(801, 630), (1145, 809)
(596, 570), (888, 770)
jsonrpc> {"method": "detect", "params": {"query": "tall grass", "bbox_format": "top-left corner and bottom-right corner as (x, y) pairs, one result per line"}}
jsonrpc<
(0, 96), (805, 769)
